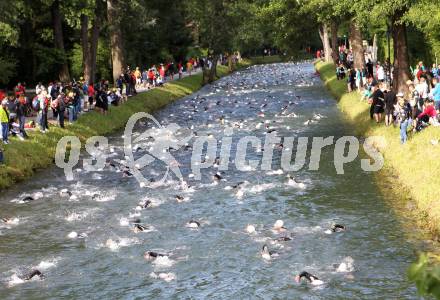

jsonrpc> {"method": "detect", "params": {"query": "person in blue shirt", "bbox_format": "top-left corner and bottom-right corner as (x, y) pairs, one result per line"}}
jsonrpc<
(431, 63), (439, 79)
(432, 78), (440, 111)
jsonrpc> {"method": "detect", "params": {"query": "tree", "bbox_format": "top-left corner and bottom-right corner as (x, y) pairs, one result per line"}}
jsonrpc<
(80, 1), (102, 84)
(51, 0), (71, 82)
(349, 21), (365, 70)
(107, 0), (125, 84)
(353, 0), (415, 92)
(185, 0), (238, 83)
(318, 24), (332, 62)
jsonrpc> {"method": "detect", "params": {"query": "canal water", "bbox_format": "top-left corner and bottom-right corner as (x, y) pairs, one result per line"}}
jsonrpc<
(0, 63), (425, 299)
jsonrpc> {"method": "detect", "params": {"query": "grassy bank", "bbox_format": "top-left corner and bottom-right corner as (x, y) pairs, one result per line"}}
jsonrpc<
(0, 57), (284, 190)
(315, 60), (440, 235)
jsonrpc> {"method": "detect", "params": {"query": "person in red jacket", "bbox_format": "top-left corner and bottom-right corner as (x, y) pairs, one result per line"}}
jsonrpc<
(159, 64), (165, 81)
(88, 84), (95, 108)
(416, 99), (437, 131)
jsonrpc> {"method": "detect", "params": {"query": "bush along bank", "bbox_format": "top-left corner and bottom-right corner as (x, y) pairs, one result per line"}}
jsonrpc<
(315, 60), (440, 235)
(0, 57), (288, 190)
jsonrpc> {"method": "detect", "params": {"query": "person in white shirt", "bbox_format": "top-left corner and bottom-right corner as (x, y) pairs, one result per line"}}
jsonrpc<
(377, 63), (385, 82)
(416, 77), (429, 100)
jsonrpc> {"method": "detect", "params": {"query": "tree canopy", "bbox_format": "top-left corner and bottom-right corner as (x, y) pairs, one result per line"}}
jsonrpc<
(0, 0), (437, 92)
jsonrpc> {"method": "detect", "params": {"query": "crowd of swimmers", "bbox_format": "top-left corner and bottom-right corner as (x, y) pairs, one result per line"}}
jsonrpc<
(2, 180), (347, 285)
(1, 62), (350, 287)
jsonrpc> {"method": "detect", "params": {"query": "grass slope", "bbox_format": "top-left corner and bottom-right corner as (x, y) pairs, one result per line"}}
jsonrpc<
(0, 56), (284, 190)
(316, 60), (440, 235)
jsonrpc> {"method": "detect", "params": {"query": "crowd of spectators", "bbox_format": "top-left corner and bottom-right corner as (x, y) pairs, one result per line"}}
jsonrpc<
(0, 57), (207, 146)
(333, 47), (439, 144)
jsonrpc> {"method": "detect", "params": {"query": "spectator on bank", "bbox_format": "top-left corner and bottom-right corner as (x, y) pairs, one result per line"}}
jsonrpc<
(376, 62), (385, 82)
(355, 68), (362, 91)
(178, 62), (183, 79)
(15, 82), (25, 97)
(168, 62), (175, 80)
(88, 83), (95, 109)
(141, 69), (148, 88)
(416, 77), (429, 102)
(361, 77), (374, 101)
(336, 64), (345, 80)
(416, 100), (438, 131)
(366, 59), (374, 78)
(432, 63), (439, 79)
(35, 82), (45, 95)
(408, 83), (421, 128)
(432, 77), (440, 112)
(347, 69), (355, 92)
(135, 67), (142, 88)
(0, 99), (10, 144)
(159, 64), (166, 82)
(16, 94), (28, 139)
(6, 93), (18, 131)
(52, 93), (66, 128)
(369, 83), (385, 123)
(384, 84), (397, 127)
(65, 92), (75, 124)
(394, 93), (412, 144)
(187, 59), (193, 76)
(38, 91), (49, 133)
(148, 69), (155, 88)
(95, 86), (108, 115)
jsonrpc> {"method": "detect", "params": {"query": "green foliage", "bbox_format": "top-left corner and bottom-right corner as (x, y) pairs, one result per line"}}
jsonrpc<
(0, 56), (17, 84)
(96, 38), (111, 80)
(408, 253), (440, 299)
(185, 0), (238, 55)
(69, 43), (83, 79)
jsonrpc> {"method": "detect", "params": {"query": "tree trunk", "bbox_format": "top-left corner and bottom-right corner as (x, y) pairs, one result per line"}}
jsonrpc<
(52, 0), (70, 82)
(330, 21), (339, 64)
(89, 16), (100, 84)
(208, 55), (219, 83)
(319, 24), (332, 62)
(392, 16), (410, 93)
(107, 0), (125, 84)
(372, 34), (378, 62)
(350, 21), (364, 70)
(81, 14), (91, 83)
(227, 55), (233, 72)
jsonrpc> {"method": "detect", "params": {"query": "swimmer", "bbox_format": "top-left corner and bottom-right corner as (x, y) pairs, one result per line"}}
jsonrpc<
(272, 220), (287, 233)
(261, 244), (276, 260)
(186, 220), (200, 228)
(276, 235), (292, 242)
(138, 199), (152, 209)
(1, 217), (19, 224)
(213, 173), (223, 181)
(22, 196), (34, 203)
(294, 271), (323, 285)
(133, 224), (150, 233)
(144, 251), (166, 261)
(246, 224), (256, 234)
(123, 169), (133, 177)
(174, 195), (185, 202)
(59, 189), (72, 197)
(22, 270), (45, 281)
(331, 224), (346, 232)
(286, 175), (306, 189)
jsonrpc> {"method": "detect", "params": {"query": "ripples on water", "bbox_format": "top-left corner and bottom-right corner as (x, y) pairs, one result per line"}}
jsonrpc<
(0, 62), (420, 299)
